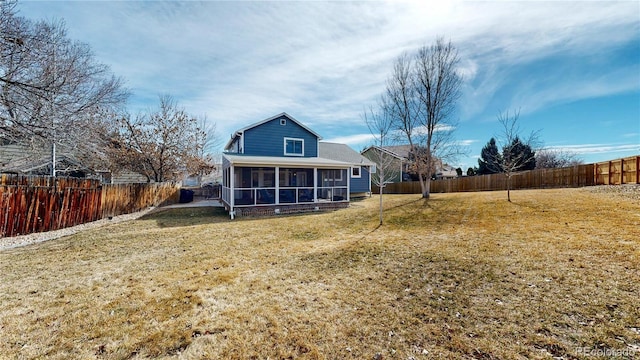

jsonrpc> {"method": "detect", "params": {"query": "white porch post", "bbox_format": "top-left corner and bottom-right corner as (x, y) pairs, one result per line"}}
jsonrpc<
(275, 166), (280, 204)
(313, 168), (318, 202)
(230, 165), (235, 218)
(346, 167), (350, 201)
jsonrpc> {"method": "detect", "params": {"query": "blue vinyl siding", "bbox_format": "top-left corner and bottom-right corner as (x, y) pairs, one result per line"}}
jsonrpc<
(243, 115), (318, 157)
(350, 166), (371, 193)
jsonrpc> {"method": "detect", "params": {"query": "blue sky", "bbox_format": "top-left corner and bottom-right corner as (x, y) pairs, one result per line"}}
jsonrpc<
(19, 0), (640, 170)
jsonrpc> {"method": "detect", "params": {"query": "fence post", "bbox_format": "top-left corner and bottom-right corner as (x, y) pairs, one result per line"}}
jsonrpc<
(637, 156), (640, 184)
(620, 158), (624, 185)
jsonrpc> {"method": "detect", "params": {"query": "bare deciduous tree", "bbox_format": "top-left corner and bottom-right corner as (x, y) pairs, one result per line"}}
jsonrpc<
(413, 37), (463, 198)
(535, 148), (583, 169)
(1, 2), (127, 174)
(109, 95), (215, 183)
(495, 110), (540, 202)
(363, 103), (396, 226)
(383, 53), (425, 184)
(382, 39), (465, 199)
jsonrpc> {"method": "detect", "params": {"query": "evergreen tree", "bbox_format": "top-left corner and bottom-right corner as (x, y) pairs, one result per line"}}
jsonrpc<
(503, 136), (536, 171)
(477, 138), (501, 174)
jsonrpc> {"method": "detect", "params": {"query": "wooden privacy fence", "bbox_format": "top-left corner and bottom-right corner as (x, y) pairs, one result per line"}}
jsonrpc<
(376, 164), (596, 194)
(0, 176), (102, 238)
(0, 175), (180, 238)
(594, 156), (640, 185)
(374, 156), (640, 194)
(101, 182), (180, 218)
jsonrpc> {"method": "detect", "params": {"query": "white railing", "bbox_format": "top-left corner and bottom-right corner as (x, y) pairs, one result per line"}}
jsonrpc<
(234, 187), (276, 206)
(317, 186), (348, 202)
(229, 186), (348, 207)
(278, 187), (314, 204)
(222, 186), (231, 204)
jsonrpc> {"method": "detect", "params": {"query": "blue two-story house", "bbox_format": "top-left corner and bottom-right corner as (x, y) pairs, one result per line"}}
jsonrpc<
(222, 113), (373, 218)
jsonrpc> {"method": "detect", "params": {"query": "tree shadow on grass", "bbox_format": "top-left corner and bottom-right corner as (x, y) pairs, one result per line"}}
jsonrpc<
(139, 207), (231, 228)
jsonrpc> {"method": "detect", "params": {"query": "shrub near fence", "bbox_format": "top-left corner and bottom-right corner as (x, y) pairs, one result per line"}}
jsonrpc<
(0, 175), (180, 238)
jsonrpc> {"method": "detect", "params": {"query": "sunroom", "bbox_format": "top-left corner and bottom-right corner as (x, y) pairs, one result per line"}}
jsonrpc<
(221, 154), (352, 218)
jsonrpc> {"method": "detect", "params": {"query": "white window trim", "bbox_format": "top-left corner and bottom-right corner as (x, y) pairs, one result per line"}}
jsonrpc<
(351, 166), (361, 178)
(284, 137), (304, 156)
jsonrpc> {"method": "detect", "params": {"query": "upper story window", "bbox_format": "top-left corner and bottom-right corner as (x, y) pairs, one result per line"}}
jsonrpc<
(284, 137), (304, 156)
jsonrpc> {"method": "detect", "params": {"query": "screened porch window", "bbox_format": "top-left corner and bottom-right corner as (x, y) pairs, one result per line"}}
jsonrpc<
(279, 168), (314, 204)
(318, 169), (348, 202)
(233, 167), (276, 205)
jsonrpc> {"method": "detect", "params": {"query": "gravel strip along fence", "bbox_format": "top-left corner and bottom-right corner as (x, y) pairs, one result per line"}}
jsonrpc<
(0, 207), (156, 251)
(581, 184), (640, 201)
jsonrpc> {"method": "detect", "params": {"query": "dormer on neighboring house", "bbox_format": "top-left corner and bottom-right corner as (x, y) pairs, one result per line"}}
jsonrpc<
(221, 113), (374, 219)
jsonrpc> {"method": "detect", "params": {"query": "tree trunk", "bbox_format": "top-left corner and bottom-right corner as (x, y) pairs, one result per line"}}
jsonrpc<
(418, 175), (428, 198)
(379, 183), (383, 225)
(422, 177), (431, 198)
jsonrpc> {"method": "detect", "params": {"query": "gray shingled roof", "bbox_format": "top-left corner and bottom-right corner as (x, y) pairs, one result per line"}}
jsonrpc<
(319, 142), (374, 165)
(383, 145), (412, 159)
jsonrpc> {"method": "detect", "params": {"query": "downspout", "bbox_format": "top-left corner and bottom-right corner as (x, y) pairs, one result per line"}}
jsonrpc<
(368, 165), (372, 195)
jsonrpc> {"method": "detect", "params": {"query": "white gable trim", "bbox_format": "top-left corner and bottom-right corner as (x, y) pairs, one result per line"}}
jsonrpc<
(224, 113), (323, 151)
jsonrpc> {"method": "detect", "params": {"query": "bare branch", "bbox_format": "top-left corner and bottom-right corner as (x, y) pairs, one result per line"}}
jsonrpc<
(1, 8), (127, 173)
(494, 109), (540, 201)
(108, 95), (216, 182)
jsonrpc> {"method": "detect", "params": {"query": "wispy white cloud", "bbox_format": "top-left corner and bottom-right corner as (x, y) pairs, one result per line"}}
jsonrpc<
(457, 139), (477, 147)
(17, 0), (639, 163)
(323, 133), (375, 146)
(546, 143), (640, 155)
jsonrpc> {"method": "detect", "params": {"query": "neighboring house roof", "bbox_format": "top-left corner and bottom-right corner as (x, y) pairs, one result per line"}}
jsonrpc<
(0, 154), (89, 174)
(320, 142), (375, 166)
(224, 112), (323, 150)
(437, 165), (458, 178)
(383, 145), (412, 159)
(0, 143), (25, 166)
(362, 145), (407, 161)
(223, 153), (352, 168)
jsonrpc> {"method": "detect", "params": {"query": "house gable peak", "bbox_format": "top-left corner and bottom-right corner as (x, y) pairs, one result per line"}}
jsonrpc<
(224, 112), (322, 151)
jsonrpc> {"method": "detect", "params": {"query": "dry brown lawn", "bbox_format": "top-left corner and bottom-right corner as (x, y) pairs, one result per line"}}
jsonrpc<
(0, 188), (639, 360)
